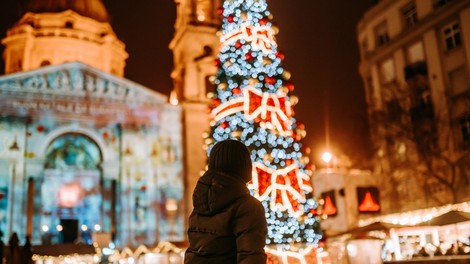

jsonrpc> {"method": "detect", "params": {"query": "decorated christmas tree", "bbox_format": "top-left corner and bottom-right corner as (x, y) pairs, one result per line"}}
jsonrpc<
(205, 0), (322, 246)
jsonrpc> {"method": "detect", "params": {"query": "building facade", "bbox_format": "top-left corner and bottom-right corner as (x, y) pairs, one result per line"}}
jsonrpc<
(0, 0), (185, 246)
(169, 0), (221, 219)
(313, 169), (379, 234)
(357, 0), (470, 214)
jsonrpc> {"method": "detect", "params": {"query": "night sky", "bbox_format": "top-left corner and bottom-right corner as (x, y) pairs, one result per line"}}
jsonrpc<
(0, 0), (376, 167)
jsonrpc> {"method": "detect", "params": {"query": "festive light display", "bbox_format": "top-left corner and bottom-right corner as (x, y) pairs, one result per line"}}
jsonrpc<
(359, 201), (470, 226)
(358, 191), (380, 212)
(207, 0), (322, 245)
(356, 187), (381, 213)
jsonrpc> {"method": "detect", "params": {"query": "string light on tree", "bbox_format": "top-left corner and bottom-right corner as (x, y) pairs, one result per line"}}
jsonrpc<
(206, 0), (322, 246)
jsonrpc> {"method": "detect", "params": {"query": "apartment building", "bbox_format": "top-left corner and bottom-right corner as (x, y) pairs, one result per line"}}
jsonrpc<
(357, 0), (470, 214)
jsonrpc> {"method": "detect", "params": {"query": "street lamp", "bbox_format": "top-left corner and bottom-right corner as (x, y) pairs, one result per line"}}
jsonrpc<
(321, 151), (333, 164)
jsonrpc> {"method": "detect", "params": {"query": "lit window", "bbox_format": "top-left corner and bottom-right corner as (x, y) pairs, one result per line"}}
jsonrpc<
(380, 58), (395, 83)
(375, 22), (390, 47)
(442, 21), (461, 51)
(402, 2), (418, 28)
(195, 0), (214, 22)
(460, 115), (470, 143)
(65, 21), (73, 29)
(407, 42), (425, 64)
(40, 60), (51, 67)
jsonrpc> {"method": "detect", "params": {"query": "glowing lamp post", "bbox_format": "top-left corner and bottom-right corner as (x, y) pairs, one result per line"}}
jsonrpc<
(321, 151), (340, 169)
(321, 151), (333, 164)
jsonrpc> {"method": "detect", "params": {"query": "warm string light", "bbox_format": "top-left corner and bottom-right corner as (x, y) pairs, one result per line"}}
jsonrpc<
(207, 0), (322, 246)
(359, 201), (470, 226)
(265, 245), (330, 264)
(33, 242), (185, 263)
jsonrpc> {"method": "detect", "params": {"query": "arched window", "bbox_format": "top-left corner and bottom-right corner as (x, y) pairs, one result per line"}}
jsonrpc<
(40, 60), (51, 67)
(193, 0), (219, 24)
(45, 133), (101, 169)
(65, 21), (74, 29)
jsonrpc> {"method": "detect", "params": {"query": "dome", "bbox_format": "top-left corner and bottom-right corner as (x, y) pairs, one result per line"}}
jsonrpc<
(23, 0), (110, 22)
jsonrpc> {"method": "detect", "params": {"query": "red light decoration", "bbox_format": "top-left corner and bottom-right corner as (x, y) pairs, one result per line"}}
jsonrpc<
(211, 98), (221, 108)
(227, 14), (235, 23)
(217, 7), (224, 16)
(232, 87), (242, 95)
(305, 163), (313, 170)
(310, 208), (319, 217)
(259, 17), (269, 25)
(302, 146), (311, 154)
(212, 86), (293, 136)
(234, 41), (242, 49)
(358, 191), (380, 212)
(245, 52), (254, 61)
(250, 162), (312, 214)
(265, 76), (276, 85)
(322, 195), (337, 216)
(220, 24), (277, 54)
(276, 51), (285, 60)
(357, 187), (381, 213)
(219, 121), (229, 129)
(36, 125), (44, 132)
(285, 81), (295, 92)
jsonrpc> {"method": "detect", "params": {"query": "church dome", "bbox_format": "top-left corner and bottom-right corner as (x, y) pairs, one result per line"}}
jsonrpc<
(23, 0), (110, 22)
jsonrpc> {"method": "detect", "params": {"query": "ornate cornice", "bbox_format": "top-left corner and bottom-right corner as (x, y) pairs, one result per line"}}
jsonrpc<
(0, 62), (166, 105)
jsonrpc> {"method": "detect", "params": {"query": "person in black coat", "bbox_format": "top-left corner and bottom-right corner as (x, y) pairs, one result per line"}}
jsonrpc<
(184, 139), (267, 264)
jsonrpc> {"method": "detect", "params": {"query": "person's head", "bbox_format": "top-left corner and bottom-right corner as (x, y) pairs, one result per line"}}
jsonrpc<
(208, 139), (252, 182)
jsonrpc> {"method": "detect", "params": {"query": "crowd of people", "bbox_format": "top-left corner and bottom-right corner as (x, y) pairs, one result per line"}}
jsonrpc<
(0, 231), (33, 264)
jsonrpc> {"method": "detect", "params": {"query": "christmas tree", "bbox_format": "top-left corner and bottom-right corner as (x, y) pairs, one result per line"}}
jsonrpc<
(205, 0), (322, 246)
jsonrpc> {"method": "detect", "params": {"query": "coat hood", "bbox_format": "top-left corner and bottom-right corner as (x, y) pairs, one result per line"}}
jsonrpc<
(192, 170), (250, 216)
(208, 139), (253, 183)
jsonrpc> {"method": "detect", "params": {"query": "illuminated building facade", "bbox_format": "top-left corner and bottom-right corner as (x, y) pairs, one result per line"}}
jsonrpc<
(0, 0), (184, 246)
(357, 0), (470, 214)
(313, 169), (379, 234)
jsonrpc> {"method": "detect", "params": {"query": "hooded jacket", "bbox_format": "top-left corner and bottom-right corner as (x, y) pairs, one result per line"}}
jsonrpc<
(184, 169), (267, 264)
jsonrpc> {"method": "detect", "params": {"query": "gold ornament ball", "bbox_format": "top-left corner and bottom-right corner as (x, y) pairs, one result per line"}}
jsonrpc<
(283, 71), (291, 80)
(271, 26), (279, 35)
(248, 78), (259, 86)
(279, 86), (289, 94)
(231, 130), (242, 138)
(290, 95), (299, 106)
(218, 83), (228, 90)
